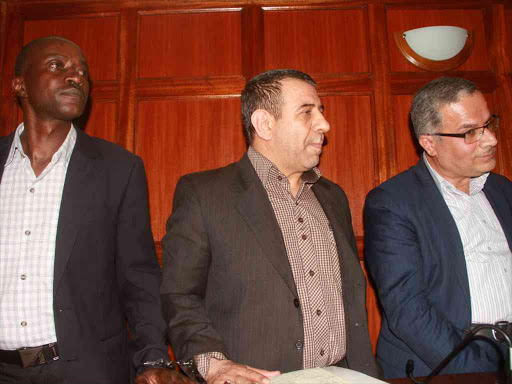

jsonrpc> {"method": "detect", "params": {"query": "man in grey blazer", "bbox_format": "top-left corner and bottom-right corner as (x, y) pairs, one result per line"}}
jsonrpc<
(161, 69), (379, 384)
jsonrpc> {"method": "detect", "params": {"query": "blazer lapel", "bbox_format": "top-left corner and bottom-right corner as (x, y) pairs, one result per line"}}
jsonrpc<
(484, 175), (512, 250)
(53, 129), (101, 293)
(232, 155), (298, 297)
(414, 160), (471, 307)
(312, 180), (357, 273)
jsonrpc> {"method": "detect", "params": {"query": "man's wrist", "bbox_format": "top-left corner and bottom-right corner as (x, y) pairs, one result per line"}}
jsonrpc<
(194, 351), (228, 379)
(136, 358), (176, 376)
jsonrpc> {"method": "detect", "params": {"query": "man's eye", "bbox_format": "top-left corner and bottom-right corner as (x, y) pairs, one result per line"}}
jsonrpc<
(465, 128), (479, 137)
(49, 62), (61, 69)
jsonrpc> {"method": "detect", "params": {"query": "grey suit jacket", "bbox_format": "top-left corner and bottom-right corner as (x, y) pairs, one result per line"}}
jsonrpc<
(161, 153), (379, 377)
(0, 128), (169, 383)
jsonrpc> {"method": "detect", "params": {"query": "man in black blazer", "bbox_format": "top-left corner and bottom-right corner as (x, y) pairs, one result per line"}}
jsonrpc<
(161, 69), (380, 384)
(0, 36), (192, 384)
(365, 77), (512, 378)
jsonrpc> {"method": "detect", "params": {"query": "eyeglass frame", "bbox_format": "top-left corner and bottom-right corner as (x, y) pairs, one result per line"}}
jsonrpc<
(428, 114), (499, 144)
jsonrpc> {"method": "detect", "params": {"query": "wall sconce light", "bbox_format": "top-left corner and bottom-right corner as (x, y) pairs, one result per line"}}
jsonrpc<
(394, 26), (474, 71)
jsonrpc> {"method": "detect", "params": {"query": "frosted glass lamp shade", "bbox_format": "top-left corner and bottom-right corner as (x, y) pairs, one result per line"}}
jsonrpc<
(403, 26), (468, 61)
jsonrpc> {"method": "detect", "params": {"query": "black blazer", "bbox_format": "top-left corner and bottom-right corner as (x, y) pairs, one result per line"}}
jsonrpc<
(0, 128), (169, 384)
(364, 159), (512, 378)
(161, 153), (379, 377)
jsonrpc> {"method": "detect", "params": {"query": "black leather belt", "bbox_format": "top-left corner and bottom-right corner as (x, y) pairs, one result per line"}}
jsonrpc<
(0, 343), (59, 368)
(472, 321), (512, 343)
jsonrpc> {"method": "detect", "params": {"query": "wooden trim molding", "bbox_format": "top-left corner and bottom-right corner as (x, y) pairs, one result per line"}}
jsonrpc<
(393, 30), (474, 72)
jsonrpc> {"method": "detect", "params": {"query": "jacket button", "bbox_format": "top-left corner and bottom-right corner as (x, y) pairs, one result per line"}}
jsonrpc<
(463, 328), (470, 334)
(294, 299), (300, 308)
(295, 341), (303, 350)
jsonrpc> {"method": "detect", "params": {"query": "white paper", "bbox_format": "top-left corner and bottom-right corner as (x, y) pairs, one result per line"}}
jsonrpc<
(270, 366), (387, 384)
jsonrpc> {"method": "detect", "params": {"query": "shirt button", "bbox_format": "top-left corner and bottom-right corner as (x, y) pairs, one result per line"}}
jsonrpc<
(487, 246), (492, 251)
(298, 217), (304, 223)
(277, 176), (282, 181)
(355, 322), (361, 327)
(25, 230), (31, 236)
(301, 234), (307, 240)
(320, 349), (325, 356)
(316, 309), (322, 316)
(309, 270), (315, 277)
(294, 299), (300, 308)
(21, 321), (27, 327)
(29, 188), (35, 193)
(21, 274), (26, 280)
(295, 341), (303, 350)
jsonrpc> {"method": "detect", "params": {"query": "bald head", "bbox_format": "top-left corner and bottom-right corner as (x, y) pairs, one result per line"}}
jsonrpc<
(14, 36), (81, 76)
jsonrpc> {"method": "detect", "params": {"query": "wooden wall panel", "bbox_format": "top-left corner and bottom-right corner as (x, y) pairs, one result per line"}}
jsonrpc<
(23, 16), (119, 81)
(506, 8), (512, 67)
(387, 9), (489, 73)
(393, 95), (417, 173)
(320, 95), (374, 237)
(138, 10), (242, 79)
(135, 97), (244, 241)
(263, 8), (369, 75)
(0, 1), (6, 99)
(77, 101), (118, 144)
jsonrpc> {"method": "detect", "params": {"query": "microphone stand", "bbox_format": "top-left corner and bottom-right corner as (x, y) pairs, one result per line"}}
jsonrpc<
(406, 324), (512, 384)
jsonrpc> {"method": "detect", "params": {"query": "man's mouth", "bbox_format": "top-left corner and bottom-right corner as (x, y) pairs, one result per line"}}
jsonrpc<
(60, 89), (84, 100)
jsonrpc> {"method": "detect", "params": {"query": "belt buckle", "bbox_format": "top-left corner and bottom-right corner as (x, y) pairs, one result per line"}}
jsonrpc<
(18, 343), (58, 368)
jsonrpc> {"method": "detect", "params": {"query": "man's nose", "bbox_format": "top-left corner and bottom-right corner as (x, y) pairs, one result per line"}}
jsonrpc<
(481, 126), (498, 147)
(65, 69), (85, 87)
(315, 113), (330, 133)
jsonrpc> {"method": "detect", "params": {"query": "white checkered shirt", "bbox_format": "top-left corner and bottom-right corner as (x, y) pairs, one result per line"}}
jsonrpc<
(0, 123), (76, 350)
(424, 154), (512, 323)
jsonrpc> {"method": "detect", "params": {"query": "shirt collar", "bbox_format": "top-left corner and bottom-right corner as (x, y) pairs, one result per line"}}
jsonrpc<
(423, 152), (488, 196)
(4, 122), (77, 168)
(247, 146), (321, 187)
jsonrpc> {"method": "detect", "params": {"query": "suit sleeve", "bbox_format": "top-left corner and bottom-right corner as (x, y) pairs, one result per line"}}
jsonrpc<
(115, 157), (169, 367)
(364, 187), (501, 372)
(160, 175), (226, 361)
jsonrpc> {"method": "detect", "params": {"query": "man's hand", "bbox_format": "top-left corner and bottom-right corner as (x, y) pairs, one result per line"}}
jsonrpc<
(206, 359), (280, 384)
(135, 367), (195, 384)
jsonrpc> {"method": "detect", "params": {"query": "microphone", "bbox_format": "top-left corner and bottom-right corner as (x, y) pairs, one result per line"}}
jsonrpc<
(405, 324), (511, 384)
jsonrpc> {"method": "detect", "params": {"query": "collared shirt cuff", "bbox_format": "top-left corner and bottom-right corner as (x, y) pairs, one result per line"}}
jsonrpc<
(194, 351), (228, 379)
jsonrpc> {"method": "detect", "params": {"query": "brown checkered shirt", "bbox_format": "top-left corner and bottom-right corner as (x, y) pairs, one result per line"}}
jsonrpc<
(195, 148), (347, 376)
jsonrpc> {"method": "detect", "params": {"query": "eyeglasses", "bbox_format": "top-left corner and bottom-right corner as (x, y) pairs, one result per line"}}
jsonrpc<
(431, 114), (499, 144)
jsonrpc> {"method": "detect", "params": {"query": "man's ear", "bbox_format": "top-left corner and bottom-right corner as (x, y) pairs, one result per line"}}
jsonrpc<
(251, 109), (274, 141)
(12, 77), (27, 98)
(419, 135), (438, 157)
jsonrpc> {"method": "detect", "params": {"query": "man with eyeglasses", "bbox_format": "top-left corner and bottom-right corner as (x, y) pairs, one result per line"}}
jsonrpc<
(364, 77), (512, 378)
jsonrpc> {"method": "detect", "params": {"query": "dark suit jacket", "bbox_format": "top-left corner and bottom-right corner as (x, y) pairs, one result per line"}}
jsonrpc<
(161, 153), (379, 377)
(0, 128), (169, 384)
(364, 158), (512, 378)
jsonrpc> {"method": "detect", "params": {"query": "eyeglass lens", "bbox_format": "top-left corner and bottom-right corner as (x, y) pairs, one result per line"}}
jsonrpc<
(464, 117), (499, 144)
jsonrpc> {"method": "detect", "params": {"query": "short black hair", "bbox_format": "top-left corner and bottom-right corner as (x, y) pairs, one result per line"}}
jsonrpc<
(410, 77), (480, 139)
(14, 36), (79, 76)
(241, 69), (316, 146)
